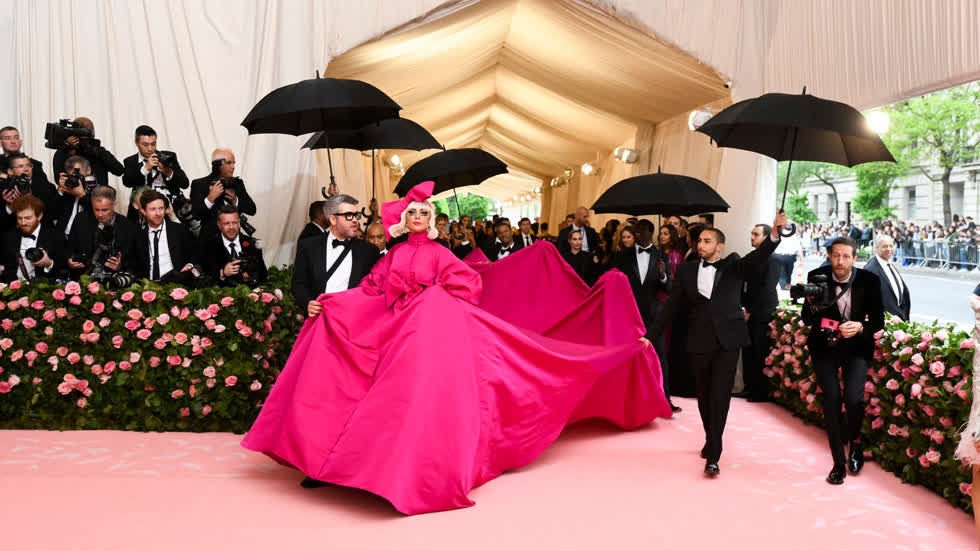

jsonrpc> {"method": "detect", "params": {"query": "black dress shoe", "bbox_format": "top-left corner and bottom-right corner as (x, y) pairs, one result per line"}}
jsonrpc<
(300, 476), (330, 489)
(747, 396), (769, 403)
(704, 461), (720, 477)
(826, 465), (846, 485)
(848, 442), (864, 474)
(670, 403), (683, 413)
(699, 445), (707, 459)
(732, 391), (750, 399)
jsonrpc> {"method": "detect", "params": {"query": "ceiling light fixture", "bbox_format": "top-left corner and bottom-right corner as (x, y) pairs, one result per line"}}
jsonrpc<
(613, 147), (637, 164)
(687, 109), (716, 131)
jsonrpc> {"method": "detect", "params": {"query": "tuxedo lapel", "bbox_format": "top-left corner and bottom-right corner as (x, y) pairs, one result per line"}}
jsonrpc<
(712, 255), (727, 292)
(347, 243), (362, 289)
(312, 238), (327, 289)
(630, 249), (642, 283)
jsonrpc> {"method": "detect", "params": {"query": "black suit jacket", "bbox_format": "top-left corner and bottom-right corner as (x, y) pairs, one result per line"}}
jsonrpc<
(201, 233), (268, 286)
(298, 222), (326, 242)
(189, 175), (257, 238)
(564, 249), (600, 286)
(742, 254), (781, 319)
(557, 225), (600, 258)
(0, 226), (66, 282)
(482, 240), (522, 262)
(614, 246), (668, 329)
(65, 212), (141, 278)
(801, 266), (885, 361)
(52, 144), (124, 189)
(651, 236), (780, 352)
(0, 178), (60, 232)
(123, 153), (190, 221)
(514, 232), (537, 249)
(862, 256), (910, 321)
(291, 233), (380, 308)
(134, 220), (198, 280)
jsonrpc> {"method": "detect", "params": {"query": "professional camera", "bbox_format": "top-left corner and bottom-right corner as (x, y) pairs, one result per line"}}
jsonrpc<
(155, 151), (179, 170)
(104, 271), (138, 291)
(86, 225), (121, 282)
(44, 119), (96, 150)
(239, 214), (256, 237)
(790, 274), (833, 306)
(160, 263), (212, 289)
(3, 174), (32, 195)
(24, 247), (44, 263)
(168, 189), (202, 236)
(63, 172), (99, 190)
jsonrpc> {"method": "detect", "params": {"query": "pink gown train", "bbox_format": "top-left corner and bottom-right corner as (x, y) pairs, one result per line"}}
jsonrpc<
(242, 233), (670, 514)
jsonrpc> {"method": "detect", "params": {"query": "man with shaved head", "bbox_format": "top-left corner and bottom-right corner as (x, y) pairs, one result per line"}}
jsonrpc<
(861, 234), (910, 321)
(557, 206), (600, 262)
(51, 116), (123, 188)
(364, 222), (387, 254)
(190, 148), (257, 238)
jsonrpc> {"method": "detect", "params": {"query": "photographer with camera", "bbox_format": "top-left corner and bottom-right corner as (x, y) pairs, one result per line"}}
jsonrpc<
(202, 205), (266, 286)
(135, 189), (202, 285)
(0, 195), (65, 283)
(1, 152), (58, 232)
(55, 155), (99, 237)
(1, 126), (51, 191)
(48, 117), (123, 188)
(65, 185), (139, 283)
(122, 125), (190, 222)
(191, 149), (256, 239)
(797, 237), (884, 485)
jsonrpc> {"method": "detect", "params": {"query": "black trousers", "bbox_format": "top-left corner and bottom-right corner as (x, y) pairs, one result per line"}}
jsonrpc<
(812, 350), (869, 466)
(653, 332), (671, 402)
(742, 317), (772, 400)
(690, 347), (740, 463)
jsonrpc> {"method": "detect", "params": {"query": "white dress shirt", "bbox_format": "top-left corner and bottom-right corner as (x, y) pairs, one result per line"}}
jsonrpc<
(497, 238), (516, 259)
(222, 234), (242, 257)
(519, 232), (534, 248)
(697, 259), (718, 299)
(140, 155), (173, 189)
(832, 271), (853, 321)
(324, 232), (354, 294)
(636, 244), (659, 284)
(147, 223), (175, 278)
(571, 225), (589, 251)
(17, 225), (47, 279)
(876, 255), (904, 301)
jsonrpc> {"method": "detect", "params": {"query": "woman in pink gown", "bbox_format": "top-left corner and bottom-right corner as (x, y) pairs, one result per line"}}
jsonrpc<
(242, 182), (671, 514)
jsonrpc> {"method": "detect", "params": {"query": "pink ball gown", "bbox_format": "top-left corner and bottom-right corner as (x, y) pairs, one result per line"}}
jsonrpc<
(242, 232), (671, 514)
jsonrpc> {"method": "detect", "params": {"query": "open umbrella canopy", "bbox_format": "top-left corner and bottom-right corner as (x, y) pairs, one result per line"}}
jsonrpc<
(591, 168), (729, 217)
(695, 89), (895, 167)
(241, 76), (401, 135)
(395, 148), (507, 197)
(301, 118), (441, 151)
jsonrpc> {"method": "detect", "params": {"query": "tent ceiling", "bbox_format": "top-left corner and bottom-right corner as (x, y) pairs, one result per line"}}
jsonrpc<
(326, 0), (730, 200)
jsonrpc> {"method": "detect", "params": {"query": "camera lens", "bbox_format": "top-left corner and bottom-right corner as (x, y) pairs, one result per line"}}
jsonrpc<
(24, 247), (44, 263)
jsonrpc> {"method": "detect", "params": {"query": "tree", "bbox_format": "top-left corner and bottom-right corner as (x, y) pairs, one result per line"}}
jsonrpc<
(851, 161), (903, 224)
(784, 193), (817, 224)
(433, 193), (491, 220)
(777, 161), (847, 219)
(886, 81), (980, 225)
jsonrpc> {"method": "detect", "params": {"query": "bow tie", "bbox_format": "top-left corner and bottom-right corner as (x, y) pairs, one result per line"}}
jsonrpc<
(702, 259), (720, 269)
(331, 239), (349, 249)
(498, 244), (513, 252)
(832, 280), (850, 291)
(637, 247), (652, 255)
(21, 233), (36, 240)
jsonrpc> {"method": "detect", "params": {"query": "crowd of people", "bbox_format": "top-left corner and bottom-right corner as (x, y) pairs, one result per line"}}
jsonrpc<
(0, 120), (266, 288)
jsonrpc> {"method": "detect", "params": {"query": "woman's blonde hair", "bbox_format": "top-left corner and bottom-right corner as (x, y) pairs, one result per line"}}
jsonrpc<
(388, 200), (438, 240)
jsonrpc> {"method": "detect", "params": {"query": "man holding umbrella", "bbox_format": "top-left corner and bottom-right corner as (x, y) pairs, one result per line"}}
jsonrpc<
(650, 210), (787, 477)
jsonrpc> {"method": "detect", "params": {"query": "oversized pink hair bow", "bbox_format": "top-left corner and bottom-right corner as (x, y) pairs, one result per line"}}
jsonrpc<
(382, 180), (435, 240)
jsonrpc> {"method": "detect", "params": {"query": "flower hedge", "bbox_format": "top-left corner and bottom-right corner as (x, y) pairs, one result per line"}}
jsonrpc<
(0, 267), (303, 433)
(765, 305), (974, 512)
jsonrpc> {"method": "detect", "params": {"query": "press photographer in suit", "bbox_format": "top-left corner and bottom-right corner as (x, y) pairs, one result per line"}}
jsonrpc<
(201, 205), (267, 286)
(122, 125), (190, 221)
(799, 237), (884, 485)
(650, 211), (786, 477)
(49, 117), (124, 188)
(191, 149), (257, 239)
(1, 126), (51, 191)
(293, 194), (380, 317)
(134, 190), (199, 283)
(0, 195), (65, 282)
(1, 152), (58, 232)
(65, 185), (140, 281)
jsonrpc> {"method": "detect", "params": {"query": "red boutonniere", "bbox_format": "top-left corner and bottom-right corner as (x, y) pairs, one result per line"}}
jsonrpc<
(242, 240), (251, 248)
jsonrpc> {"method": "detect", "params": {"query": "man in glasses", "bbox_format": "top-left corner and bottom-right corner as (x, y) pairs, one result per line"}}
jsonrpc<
(292, 194), (381, 318)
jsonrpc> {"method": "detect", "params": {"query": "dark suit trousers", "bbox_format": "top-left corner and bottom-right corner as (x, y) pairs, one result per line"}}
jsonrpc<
(743, 317), (772, 400)
(690, 347), (739, 463)
(652, 332), (671, 402)
(812, 351), (868, 466)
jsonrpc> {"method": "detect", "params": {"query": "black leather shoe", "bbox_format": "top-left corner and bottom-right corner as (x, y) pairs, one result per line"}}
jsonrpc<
(848, 442), (864, 474)
(732, 391), (750, 399)
(747, 396), (769, 403)
(699, 445), (707, 459)
(300, 476), (330, 489)
(826, 465), (846, 485)
(704, 461), (720, 477)
(670, 403), (683, 413)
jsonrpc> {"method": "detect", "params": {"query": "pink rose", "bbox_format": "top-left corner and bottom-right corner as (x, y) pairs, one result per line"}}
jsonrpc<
(141, 291), (157, 303)
(910, 383), (922, 398)
(57, 382), (72, 394)
(174, 332), (188, 345)
(906, 448), (919, 458)
(929, 361), (945, 377)
(127, 309), (143, 320)
(203, 366), (216, 377)
(136, 329), (152, 340)
(250, 380), (262, 391)
(0, 319), (11, 331)
(0, 338), (11, 350)
(961, 483), (973, 496)
(204, 319), (216, 330)
(958, 389), (969, 400)
(239, 326), (253, 338)
(206, 378), (216, 388)
(156, 313), (170, 325)
(44, 326), (53, 336)
(90, 365), (103, 376)
(103, 361), (116, 374)
(6, 301), (19, 311)
(182, 357), (191, 368)
(930, 432), (945, 445)
(76, 398), (87, 408)
(25, 351), (37, 363)
(52, 289), (66, 300)
(178, 307), (190, 320)
(149, 356), (161, 367)
(939, 417), (953, 428)
(112, 335), (124, 348)
(207, 303), (220, 315)
(83, 355), (94, 365)
(91, 302), (105, 314)
(202, 405), (212, 415)
(961, 338), (976, 349)
(249, 293), (259, 302)
(120, 291), (135, 302)
(99, 317), (110, 328)
(68, 295), (82, 306)
(949, 365), (962, 377)
(130, 352), (140, 362)
(220, 297), (234, 307)
(55, 307), (67, 318)
(895, 394), (905, 406)
(188, 385), (196, 398)
(871, 418), (884, 429)
(170, 288), (189, 300)
(261, 292), (274, 303)
(86, 281), (100, 294)
(30, 300), (44, 310)
(195, 309), (212, 321)
(8, 280), (20, 290)
(171, 389), (185, 399)
(122, 320), (139, 331)
(922, 405), (937, 416)
(167, 355), (181, 366)
(0, 381), (10, 393)
(119, 361), (132, 371)
(224, 376), (238, 387)
(885, 379), (899, 391)
(924, 449), (940, 463)
(935, 329), (949, 341)
(32, 377), (41, 385)
(82, 320), (95, 333)
(10, 349), (23, 362)
(153, 338), (166, 350)
(910, 353), (924, 366)
(22, 317), (36, 329)
(214, 324), (226, 333)
(67, 352), (80, 364)
(170, 306), (180, 316)
(57, 346), (68, 356)
(35, 342), (48, 354)
(180, 407), (190, 417)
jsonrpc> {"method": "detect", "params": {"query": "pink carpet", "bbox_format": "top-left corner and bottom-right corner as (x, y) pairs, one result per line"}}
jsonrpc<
(1, 398), (973, 550)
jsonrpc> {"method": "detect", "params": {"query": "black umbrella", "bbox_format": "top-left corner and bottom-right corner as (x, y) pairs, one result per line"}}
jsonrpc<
(696, 87), (895, 233)
(241, 73), (401, 136)
(591, 167), (729, 217)
(394, 149), (507, 213)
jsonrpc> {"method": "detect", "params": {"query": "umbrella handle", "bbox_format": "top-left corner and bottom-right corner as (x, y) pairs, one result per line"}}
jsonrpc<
(780, 223), (797, 237)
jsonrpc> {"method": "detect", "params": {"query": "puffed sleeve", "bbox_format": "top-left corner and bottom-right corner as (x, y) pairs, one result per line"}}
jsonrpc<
(434, 247), (483, 304)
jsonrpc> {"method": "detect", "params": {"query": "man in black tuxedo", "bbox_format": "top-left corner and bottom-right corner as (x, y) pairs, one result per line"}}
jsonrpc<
(515, 217), (537, 249)
(1, 126), (51, 193)
(293, 194), (380, 318)
(650, 211), (787, 477)
(802, 237), (884, 485)
(122, 125), (190, 222)
(191, 149), (257, 238)
(133, 190), (199, 283)
(51, 117), (123, 188)
(298, 201), (328, 242)
(201, 205), (267, 286)
(364, 222), (387, 255)
(482, 219), (522, 261)
(614, 219), (677, 411)
(861, 235), (910, 321)
(557, 207), (599, 261)
(54, 155), (97, 237)
(0, 195), (65, 282)
(740, 223), (782, 402)
(0, 153), (58, 232)
(66, 186), (140, 280)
